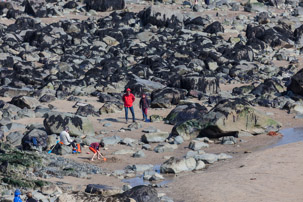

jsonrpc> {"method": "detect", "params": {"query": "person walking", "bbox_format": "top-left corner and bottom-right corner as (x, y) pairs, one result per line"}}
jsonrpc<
(122, 88), (136, 123)
(139, 94), (150, 122)
(59, 126), (76, 151)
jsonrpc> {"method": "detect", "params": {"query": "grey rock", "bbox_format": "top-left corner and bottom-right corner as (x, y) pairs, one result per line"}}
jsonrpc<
(132, 150), (145, 158)
(219, 136), (237, 145)
(154, 143), (178, 153)
(142, 126), (159, 133)
(174, 136), (184, 145)
(142, 132), (170, 143)
(188, 140), (209, 151)
(6, 131), (23, 146)
(194, 153), (218, 164)
(10, 95), (40, 109)
(101, 136), (122, 146)
(160, 157), (196, 174)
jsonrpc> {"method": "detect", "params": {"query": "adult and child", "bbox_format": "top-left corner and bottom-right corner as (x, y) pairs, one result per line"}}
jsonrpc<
(14, 190), (37, 202)
(122, 88), (150, 123)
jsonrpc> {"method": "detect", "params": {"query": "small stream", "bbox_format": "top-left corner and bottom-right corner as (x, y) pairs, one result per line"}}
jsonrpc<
(267, 127), (303, 148)
(122, 165), (174, 187)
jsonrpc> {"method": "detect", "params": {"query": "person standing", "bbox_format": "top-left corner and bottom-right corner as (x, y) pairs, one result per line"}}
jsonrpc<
(26, 192), (37, 202)
(14, 189), (22, 202)
(122, 88), (136, 123)
(139, 94), (150, 122)
(59, 126), (76, 151)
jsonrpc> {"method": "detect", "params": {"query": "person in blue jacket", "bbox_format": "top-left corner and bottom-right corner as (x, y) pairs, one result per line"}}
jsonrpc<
(14, 189), (23, 202)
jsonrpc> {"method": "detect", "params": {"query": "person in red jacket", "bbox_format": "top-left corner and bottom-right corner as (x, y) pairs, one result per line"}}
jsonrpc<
(122, 88), (136, 123)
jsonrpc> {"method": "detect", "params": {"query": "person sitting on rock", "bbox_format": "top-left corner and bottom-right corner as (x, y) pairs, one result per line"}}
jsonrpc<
(122, 88), (136, 123)
(26, 192), (37, 202)
(60, 126), (76, 151)
(89, 141), (106, 161)
(14, 189), (22, 202)
(139, 94), (150, 122)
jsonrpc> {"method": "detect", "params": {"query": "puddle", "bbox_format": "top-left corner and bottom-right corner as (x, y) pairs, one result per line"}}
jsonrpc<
(122, 165), (174, 187)
(268, 127), (303, 148)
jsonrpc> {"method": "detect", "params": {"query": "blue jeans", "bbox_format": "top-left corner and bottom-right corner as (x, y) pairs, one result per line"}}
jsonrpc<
(125, 106), (135, 122)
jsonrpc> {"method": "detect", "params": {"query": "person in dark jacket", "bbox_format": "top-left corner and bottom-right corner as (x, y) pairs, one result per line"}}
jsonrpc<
(139, 94), (150, 122)
(14, 189), (22, 202)
(122, 88), (136, 123)
(26, 192), (37, 202)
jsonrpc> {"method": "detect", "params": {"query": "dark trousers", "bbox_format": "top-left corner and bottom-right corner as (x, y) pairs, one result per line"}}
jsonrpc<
(125, 106), (135, 122)
(205, 0), (210, 5)
(68, 141), (76, 148)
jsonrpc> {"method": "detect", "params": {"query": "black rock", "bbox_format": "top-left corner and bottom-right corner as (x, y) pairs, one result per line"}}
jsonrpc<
(85, 0), (125, 12)
(22, 129), (48, 151)
(63, 1), (79, 9)
(204, 21), (224, 34)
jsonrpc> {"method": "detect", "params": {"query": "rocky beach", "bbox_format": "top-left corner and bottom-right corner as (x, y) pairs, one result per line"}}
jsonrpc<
(0, 0), (303, 201)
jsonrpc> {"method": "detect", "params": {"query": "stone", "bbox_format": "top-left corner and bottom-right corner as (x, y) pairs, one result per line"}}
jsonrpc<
(188, 140), (209, 151)
(101, 136), (122, 146)
(132, 150), (145, 158)
(22, 129), (48, 151)
(128, 122), (142, 130)
(174, 136), (184, 145)
(139, 6), (184, 28)
(44, 112), (95, 137)
(204, 21), (224, 34)
(55, 193), (76, 202)
(142, 144), (152, 150)
(99, 102), (123, 114)
(6, 131), (23, 146)
(195, 160), (206, 170)
(288, 69), (303, 96)
(160, 157), (196, 174)
(10, 96), (40, 109)
(52, 144), (72, 155)
(172, 99), (281, 139)
(85, 0), (125, 12)
(150, 173), (164, 181)
(217, 153), (233, 160)
(76, 104), (99, 117)
(219, 136), (237, 145)
(150, 115), (164, 122)
(113, 149), (135, 155)
(194, 153), (218, 164)
(130, 164), (153, 172)
(142, 127), (159, 133)
(165, 103), (207, 125)
(6, 123), (26, 131)
(141, 132), (170, 143)
(82, 136), (100, 146)
(85, 184), (122, 196)
(118, 185), (159, 202)
(154, 143), (178, 153)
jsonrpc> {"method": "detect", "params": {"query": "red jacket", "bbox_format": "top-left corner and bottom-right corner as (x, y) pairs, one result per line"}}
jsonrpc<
(123, 93), (135, 107)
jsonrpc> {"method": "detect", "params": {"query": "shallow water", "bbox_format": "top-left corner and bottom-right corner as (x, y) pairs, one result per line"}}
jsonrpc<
(268, 127), (303, 148)
(122, 165), (174, 187)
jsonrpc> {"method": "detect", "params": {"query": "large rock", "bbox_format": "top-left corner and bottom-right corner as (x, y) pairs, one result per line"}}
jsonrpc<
(141, 132), (170, 143)
(151, 87), (187, 108)
(160, 157), (196, 174)
(52, 143), (73, 155)
(99, 102), (123, 114)
(85, 184), (122, 196)
(22, 129), (48, 151)
(165, 103), (208, 125)
(172, 99), (281, 139)
(85, 0), (125, 12)
(75, 104), (99, 117)
(6, 131), (23, 146)
(43, 112), (95, 137)
(204, 21), (224, 34)
(118, 185), (159, 202)
(10, 96), (40, 109)
(126, 76), (165, 96)
(154, 143), (178, 153)
(288, 69), (303, 96)
(139, 6), (184, 28)
(180, 76), (220, 95)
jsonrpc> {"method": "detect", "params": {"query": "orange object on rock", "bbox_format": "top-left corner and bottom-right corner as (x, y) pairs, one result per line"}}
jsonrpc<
(267, 131), (282, 137)
(104, 158), (107, 161)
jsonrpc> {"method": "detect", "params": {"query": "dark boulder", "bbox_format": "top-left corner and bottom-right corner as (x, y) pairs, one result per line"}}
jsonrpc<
(85, 0), (125, 12)
(98, 93), (120, 103)
(39, 94), (56, 103)
(204, 21), (224, 34)
(180, 76), (220, 95)
(75, 104), (99, 117)
(151, 88), (187, 108)
(224, 43), (254, 62)
(166, 103), (208, 125)
(10, 96), (40, 109)
(288, 69), (303, 96)
(139, 6), (184, 28)
(117, 185), (159, 202)
(251, 79), (285, 97)
(63, 1), (79, 9)
(22, 129), (48, 151)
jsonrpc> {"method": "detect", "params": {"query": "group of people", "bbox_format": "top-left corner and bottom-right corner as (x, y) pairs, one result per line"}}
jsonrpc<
(14, 190), (37, 202)
(58, 88), (150, 161)
(123, 88), (150, 123)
